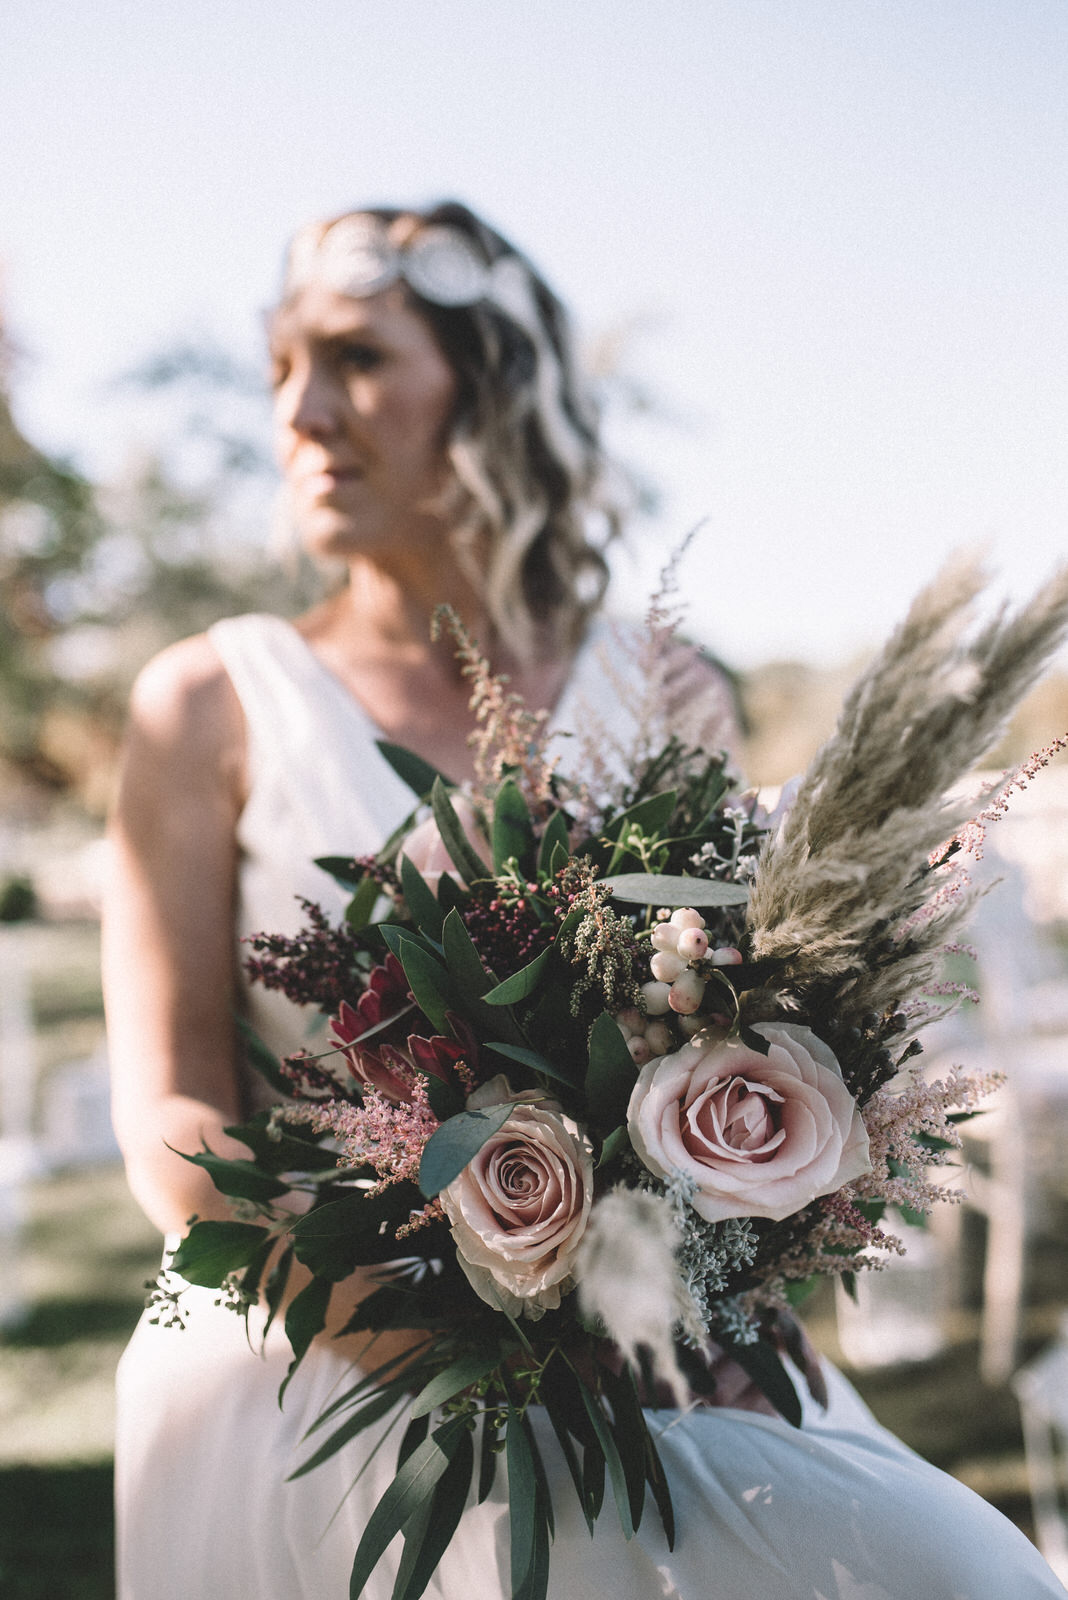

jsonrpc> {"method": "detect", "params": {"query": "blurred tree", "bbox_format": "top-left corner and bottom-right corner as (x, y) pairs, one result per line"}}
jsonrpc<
(0, 310), (102, 788)
(0, 323), (322, 810)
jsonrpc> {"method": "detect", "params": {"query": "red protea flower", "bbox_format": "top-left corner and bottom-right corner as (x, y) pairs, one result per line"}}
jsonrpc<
(329, 960), (482, 1104)
(329, 953), (418, 1102)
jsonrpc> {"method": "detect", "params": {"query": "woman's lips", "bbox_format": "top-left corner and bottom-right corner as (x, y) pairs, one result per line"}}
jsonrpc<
(300, 465), (363, 496)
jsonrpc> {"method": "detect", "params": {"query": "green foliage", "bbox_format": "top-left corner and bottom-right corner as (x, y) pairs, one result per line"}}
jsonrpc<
(603, 872), (749, 908)
(168, 1219), (269, 1286)
(419, 1104), (514, 1198)
(585, 1011), (638, 1131)
(430, 778), (491, 885)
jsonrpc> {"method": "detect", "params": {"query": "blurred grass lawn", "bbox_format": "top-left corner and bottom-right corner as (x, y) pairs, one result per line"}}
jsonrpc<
(1, 922), (1065, 1598)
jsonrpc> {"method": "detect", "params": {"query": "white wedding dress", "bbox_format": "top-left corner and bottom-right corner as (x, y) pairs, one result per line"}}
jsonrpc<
(115, 614), (1066, 1600)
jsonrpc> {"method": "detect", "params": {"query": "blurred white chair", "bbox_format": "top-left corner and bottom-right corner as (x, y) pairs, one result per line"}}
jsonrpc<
(834, 817), (1068, 1380)
(834, 1228), (949, 1369)
(1013, 1325), (1068, 1586)
(932, 841), (1068, 1385)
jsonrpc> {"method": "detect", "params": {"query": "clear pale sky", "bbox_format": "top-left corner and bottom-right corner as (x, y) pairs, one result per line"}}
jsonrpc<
(2, 0), (1066, 665)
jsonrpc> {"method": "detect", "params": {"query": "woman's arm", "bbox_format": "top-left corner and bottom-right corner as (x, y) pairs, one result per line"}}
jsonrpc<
(102, 633), (424, 1366)
(103, 633), (253, 1236)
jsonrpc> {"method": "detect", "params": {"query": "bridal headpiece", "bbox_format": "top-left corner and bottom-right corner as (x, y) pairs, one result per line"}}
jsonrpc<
(286, 213), (534, 319)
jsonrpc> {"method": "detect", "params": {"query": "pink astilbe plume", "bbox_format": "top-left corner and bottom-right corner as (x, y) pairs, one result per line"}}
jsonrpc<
(569, 533), (740, 812)
(951, 733), (1068, 862)
(290, 1081), (440, 1195)
(855, 1062), (1001, 1217)
(431, 604), (557, 806)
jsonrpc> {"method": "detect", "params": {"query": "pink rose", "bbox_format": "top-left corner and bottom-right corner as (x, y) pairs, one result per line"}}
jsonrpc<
(398, 795), (490, 894)
(440, 1094), (593, 1319)
(627, 1022), (871, 1223)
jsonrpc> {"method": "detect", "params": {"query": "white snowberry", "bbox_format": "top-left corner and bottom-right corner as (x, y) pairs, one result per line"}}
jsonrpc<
(668, 969), (707, 1014)
(676, 927), (709, 961)
(641, 980), (672, 1016)
(650, 950), (686, 984)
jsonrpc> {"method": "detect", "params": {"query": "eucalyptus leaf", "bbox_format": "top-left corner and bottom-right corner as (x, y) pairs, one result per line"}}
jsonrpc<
(234, 1015), (297, 1100)
(641, 1411), (676, 1548)
(506, 1404), (538, 1596)
(492, 777), (536, 875)
(514, 1417), (552, 1600)
(481, 945), (553, 1005)
(440, 910), (529, 1048)
(280, 1274), (332, 1400)
(485, 1041), (583, 1090)
(478, 1410), (501, 1504)
(396, 1411), (431, 1471)
(399, 854), (445, 942)
(176, 1147), (291, 1204)
(169, 1220), (269, 1287)
(568, 1360), (635, 1538)
(376, 740), (453, 799)
(223, 1110), (341, 1175)
(440, 910), (493, 1004)
(596, 1124), (631, 1170)
(290, 1186), (428, 1275)
(347, 1417), (468, 1600)
(419, 1104), (514, 1198)
(718, 1336), (802, 1427)
(515, 1490), (551, 1600)
(536, 809), (570, 876)
(602, 1363), (647, 1530)
(582, 1437), (606, 1523)
(431, 777), (491, 886)
(539, 1372), (592, 1532)
(263, 1243), (293, 1341)
(345, 872), (382, 931)
(383, 930), (454, 1035)
(393, 1427), (474, 1600)
(288, 1382), (410, 1480)
(313, 855), (370, 891)
(603, 790), (678, 844)
(549, 840), (570, 876)
(603, 873), (749, 908)
(602, 791), (678, 873)
(409, 1347), (505, 1418)
(585, 1012), (639, 1131)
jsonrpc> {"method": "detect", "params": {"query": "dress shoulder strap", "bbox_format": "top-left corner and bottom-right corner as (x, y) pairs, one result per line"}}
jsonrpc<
(207, 612), (416, 859)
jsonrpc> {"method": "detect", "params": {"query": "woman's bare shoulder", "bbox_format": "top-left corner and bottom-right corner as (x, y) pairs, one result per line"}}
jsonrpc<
(123, 633), (246, 799)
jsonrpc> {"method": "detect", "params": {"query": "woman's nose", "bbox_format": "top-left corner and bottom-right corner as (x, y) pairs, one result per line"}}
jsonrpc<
(282, 361), (340, 439)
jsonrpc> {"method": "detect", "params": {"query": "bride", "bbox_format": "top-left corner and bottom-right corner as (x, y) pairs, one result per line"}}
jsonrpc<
(104, 201), (1066, 1599)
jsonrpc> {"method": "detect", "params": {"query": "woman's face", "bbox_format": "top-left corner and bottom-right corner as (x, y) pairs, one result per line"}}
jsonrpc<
(270, 282), (459, 565)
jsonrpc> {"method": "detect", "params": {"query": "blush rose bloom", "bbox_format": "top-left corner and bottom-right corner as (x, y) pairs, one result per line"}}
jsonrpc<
(398, 795), (490, 894)
(627, 1021), (871, 1223)
(440, 1088), (594, 1319)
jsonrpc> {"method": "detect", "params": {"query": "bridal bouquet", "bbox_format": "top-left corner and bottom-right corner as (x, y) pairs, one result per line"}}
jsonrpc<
(163, 558), (1068, 1600)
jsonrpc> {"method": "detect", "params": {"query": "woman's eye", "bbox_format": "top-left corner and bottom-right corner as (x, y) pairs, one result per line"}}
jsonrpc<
(336, 342), (383, 373)
(268, 355), (291, 390)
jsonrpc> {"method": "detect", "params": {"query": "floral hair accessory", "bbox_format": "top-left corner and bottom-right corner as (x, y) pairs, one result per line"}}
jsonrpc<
(287, 212), (518, 312)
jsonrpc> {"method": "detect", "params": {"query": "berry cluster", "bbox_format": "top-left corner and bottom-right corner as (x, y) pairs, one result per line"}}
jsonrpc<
(614, 907), (744, 1066)
(461, 881), (553, 976)
(244, 899), (366, 1012)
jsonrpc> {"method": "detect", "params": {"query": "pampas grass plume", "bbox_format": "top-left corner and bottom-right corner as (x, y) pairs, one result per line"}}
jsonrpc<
(575, 1187), (706, 1407)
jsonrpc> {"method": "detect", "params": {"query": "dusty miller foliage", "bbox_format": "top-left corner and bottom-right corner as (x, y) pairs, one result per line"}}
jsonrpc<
(745, 555), (1068, 1093)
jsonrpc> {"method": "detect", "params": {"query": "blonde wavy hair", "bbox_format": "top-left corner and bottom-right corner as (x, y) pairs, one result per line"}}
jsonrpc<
(280, 200), (622, 662)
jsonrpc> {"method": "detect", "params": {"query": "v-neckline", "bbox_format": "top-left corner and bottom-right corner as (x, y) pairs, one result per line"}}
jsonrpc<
(266, 612), (603, 753)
